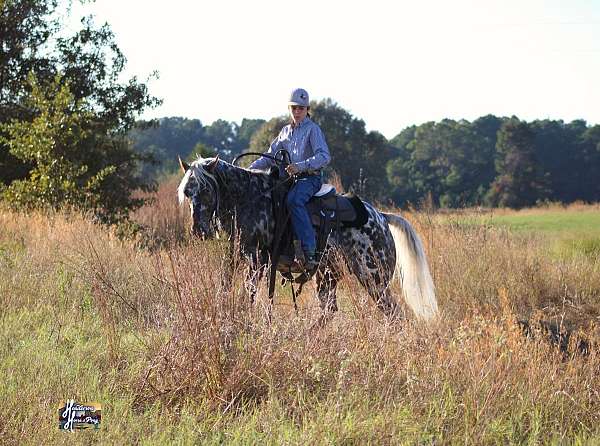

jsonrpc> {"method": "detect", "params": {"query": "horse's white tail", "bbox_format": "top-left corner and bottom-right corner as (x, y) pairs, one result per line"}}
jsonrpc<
(383, 213), (438, 321)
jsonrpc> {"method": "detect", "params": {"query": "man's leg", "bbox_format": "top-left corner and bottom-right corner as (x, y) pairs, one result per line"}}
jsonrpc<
(286, 176), (321, 262)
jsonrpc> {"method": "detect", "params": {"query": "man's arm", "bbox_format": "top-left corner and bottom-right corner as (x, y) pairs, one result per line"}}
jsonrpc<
(249, 134), (281, 170)
(295, 125), (331, 171)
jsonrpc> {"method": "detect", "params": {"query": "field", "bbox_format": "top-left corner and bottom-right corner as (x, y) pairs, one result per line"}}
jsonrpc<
(1, 183), (600, 444)
(456, 204), (600, 261)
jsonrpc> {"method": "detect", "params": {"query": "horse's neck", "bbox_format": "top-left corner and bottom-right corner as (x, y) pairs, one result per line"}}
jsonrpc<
(216, 163), (274, 225)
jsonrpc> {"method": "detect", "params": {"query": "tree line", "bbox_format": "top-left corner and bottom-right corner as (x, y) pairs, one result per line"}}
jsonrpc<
(131, 106), (600, 209)
(2, 1), (599, 227)
(387, 116), (600, 208)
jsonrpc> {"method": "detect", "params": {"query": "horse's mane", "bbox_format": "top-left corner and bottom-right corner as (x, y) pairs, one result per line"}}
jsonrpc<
(177, 157), (219, 205)
(177, 156), (268, 205)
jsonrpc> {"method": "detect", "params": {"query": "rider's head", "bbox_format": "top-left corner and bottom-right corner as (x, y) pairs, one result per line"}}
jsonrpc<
(288, 88), (309, 125)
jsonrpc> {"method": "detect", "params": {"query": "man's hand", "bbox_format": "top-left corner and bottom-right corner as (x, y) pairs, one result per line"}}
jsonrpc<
(285, 164), (299, 176)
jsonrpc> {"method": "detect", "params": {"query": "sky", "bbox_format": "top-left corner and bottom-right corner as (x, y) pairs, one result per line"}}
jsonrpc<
(68, 0), (600, 139)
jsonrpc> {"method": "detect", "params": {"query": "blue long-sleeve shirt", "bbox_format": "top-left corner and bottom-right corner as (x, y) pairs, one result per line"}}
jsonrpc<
(249, 117), (331, 172)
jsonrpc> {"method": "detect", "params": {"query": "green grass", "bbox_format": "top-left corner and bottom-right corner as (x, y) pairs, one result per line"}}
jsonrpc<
(485, 210), (600, 234)
(450, 208), (600, 260)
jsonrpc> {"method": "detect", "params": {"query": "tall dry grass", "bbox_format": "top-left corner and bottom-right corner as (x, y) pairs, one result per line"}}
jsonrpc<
(132, 174), (189, 247)
(2, 182), (600, 443)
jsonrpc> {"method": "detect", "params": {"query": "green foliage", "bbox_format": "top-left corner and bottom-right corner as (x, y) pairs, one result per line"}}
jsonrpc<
(387, 114), (600, 209)
(129, 117), (206, 176)
(0, 0), (59, 184)
(388, 118), (497, 207)
(0, 0), (159, 223)
(486, 117), (548, 208)
(1, 74), (153, 222)
(248, 116), (289, 152)
(128, 117), (266, 176)
(235, 118), (266, 152)
(2, 74), (95, 210)
(133, 108), (600, 209)
(187, 142), (216, 161)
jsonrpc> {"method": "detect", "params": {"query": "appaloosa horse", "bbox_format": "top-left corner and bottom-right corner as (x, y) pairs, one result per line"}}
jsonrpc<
(177, 156), (438, 321)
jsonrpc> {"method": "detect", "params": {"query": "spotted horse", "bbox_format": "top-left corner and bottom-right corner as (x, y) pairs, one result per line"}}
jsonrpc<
(177, 156), (438, 323)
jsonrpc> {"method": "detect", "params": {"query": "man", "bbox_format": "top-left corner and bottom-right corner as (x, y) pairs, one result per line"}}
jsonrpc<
(250, 88), (331, 269)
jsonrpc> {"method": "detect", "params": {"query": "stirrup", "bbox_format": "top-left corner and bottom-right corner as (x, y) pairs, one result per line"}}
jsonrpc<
(304, 256), (318, 272)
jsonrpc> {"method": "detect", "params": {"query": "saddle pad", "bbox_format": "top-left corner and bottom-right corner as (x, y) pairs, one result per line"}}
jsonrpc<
(306, 193), (369, 228)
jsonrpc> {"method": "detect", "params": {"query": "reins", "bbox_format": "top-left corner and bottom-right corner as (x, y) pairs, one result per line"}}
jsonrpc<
(232, 151), (295, 196)
(233, 150), (303, 317)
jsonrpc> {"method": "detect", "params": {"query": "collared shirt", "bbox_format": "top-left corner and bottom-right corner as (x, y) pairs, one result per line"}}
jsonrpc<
(249, 117), (331, 172)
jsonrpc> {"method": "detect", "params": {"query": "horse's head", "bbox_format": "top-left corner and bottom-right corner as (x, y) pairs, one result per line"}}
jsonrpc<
(177, 155), (221, 239)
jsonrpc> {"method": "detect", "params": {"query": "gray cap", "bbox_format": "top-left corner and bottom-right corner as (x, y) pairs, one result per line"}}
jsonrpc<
(288, 88), (309, 107)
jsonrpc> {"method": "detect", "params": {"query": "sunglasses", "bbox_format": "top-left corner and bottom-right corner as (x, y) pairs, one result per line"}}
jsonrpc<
(290, 105), (306, 111)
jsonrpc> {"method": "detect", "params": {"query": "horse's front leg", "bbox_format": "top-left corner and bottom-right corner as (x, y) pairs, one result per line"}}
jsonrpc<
(220, 233), (239, 294)
(243, 252), (267, 304)
(312, 262), (339, 328)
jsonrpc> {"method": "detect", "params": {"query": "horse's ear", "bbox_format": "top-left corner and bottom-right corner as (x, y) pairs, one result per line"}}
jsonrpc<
(178, 155), (190, 173)
(205, 154), (220, 173)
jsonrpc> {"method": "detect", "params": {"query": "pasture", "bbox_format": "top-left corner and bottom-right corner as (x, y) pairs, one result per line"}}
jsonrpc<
(447, 203), (600, 261)
(1, 186), (599, 444)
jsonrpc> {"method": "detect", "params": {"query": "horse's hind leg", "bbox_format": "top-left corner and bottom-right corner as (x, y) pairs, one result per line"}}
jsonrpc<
(371, 286), (402, 320)
(354, 266), (402, 319)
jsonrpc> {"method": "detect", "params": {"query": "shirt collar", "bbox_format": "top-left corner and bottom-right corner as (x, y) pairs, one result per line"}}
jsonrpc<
(295, 116), (312, 128)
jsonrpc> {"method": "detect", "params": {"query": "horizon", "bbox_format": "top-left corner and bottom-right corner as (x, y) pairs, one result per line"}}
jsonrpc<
(69, 0), (600, 139)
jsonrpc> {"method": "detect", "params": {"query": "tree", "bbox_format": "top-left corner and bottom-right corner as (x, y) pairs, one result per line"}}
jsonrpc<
(0, 0), (61, 184)
(230, 118), (265, 157)
(128, 117), (205, 176)
(387, 126), (417, 205)
(530, 119), (582, 202)
(246, 115), (289, 166)
(486, 117), (547, 208)
(311, 99), (393, 201)
(387, 119), (497, 208)
(187, 142), (216, 161)
(578, 124), (600, 201)
(204, 119), (236, 156)
(0, 0), (160, 221)
(1, 74), (154, 223)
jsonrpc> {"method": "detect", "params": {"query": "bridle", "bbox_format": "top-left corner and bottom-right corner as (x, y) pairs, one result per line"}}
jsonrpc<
(187, 150), (295, 236)
(187, 166), (222, 236)
(233, 149), (295, 196)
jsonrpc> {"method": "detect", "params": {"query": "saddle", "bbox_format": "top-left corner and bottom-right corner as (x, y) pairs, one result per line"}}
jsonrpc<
(273, 180), (369, 275)
(306, 184), (369, 229)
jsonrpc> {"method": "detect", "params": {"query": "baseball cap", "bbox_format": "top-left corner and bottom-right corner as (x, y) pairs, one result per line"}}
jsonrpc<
(288, 88), (309, 107)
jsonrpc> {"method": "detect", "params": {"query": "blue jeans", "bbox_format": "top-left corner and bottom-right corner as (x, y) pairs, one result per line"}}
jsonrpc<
(286, 175), (322, 255)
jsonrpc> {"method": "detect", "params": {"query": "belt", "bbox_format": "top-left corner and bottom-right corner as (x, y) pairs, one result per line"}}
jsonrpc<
(297, 169), (321, 178)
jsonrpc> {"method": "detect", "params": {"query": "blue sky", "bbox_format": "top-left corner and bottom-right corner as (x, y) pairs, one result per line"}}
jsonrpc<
(70, 0), (600, 138)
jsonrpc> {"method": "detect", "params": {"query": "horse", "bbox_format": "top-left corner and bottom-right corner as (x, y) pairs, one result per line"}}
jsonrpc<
(177, 156), (438, 322)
